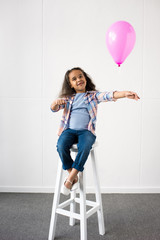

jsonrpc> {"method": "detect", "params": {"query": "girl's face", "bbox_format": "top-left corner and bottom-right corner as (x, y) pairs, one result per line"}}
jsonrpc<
(69, 70), (87, 93)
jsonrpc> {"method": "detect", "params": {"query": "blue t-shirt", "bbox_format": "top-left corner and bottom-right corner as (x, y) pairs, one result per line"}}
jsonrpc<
(68, 93), (90, 130)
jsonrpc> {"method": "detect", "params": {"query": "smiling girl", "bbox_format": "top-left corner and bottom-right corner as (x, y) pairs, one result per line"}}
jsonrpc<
(50, 67), (140, 195)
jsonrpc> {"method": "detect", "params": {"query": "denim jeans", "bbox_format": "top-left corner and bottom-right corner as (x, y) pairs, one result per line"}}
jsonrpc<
(56, 128), (96, 172)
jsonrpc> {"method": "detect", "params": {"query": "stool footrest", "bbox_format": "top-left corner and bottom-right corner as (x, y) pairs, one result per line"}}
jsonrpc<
(56, 196), (100, 221)
(58, 198), (74, 209)
(86, 205), (100, 219)
(75, 197), (99, 207)
(56, 208), (81, 220)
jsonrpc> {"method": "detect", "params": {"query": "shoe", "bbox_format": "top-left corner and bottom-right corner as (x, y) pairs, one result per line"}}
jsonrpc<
(61, 178), (72, 195)
(71, 176), (79, 191)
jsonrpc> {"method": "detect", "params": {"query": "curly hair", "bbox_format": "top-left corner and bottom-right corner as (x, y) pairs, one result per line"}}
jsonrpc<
(58, 67), (98, 98)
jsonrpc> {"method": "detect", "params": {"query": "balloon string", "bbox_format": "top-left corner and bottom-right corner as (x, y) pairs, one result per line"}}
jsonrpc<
(117, 64), (121, 76)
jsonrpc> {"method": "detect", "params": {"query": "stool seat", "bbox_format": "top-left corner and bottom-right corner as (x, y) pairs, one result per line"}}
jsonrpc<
(48, 141), (105, 240)
(71, 141), (98, 152)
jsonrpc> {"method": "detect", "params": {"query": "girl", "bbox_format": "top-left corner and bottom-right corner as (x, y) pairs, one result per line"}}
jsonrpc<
(50, 67), (140, 195)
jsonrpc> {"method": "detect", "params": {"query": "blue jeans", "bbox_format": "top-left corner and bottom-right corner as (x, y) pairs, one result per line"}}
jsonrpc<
(56, 128), (96, 172)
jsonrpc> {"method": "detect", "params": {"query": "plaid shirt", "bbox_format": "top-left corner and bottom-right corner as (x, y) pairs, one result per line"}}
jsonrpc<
(51, 91), (116, 136)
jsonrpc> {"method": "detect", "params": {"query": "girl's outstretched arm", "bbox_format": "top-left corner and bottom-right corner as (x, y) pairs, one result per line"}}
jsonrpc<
(113, 91), (140, 101)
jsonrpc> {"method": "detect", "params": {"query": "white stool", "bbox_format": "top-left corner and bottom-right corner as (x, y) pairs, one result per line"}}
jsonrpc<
(48, 141), (105, 240)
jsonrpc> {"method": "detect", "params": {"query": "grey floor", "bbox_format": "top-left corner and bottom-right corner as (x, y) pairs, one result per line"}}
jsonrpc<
(0, 193), (160, 240)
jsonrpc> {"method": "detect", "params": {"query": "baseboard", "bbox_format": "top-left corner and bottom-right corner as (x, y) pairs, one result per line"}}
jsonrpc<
(0, 186), (160, 193)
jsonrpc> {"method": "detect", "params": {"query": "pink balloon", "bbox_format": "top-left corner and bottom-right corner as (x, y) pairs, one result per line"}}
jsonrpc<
(106, 21), (136, 67)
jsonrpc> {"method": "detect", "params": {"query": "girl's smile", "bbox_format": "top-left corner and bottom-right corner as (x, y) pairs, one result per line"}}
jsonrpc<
(77, 81), (84, 86)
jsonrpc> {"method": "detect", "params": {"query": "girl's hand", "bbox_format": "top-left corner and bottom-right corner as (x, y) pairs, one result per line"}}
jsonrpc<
(53, 98), (67, 106)
(50, 98), (67, 111)
(125, 91), (140, 101)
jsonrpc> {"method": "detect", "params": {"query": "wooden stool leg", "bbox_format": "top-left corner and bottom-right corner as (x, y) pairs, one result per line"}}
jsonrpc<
(69, 190), (76, 226)
(48, 161), (63, 240)
(79, 171), (87, 240)
(90, 150), (105, 235)
(69, 151), (77, 226)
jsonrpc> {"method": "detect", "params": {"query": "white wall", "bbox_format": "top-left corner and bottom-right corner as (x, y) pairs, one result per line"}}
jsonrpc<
(0, 0), (160, 193)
